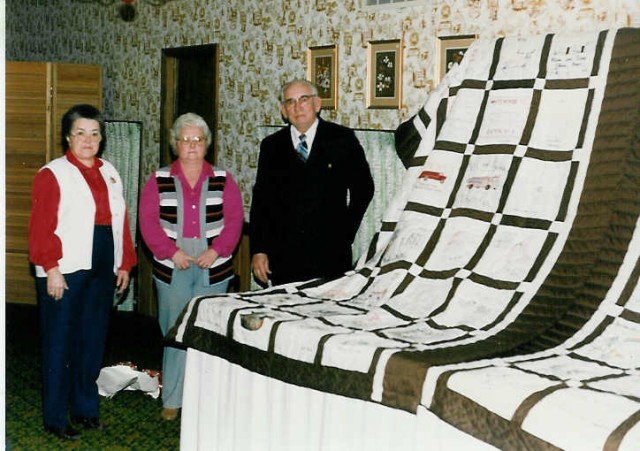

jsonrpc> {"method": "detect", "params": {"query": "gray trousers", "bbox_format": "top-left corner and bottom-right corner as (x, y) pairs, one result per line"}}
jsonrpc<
(155, 238), (230, 409)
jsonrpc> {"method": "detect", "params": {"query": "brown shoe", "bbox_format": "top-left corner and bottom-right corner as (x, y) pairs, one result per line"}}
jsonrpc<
(161, 407), (179, 421)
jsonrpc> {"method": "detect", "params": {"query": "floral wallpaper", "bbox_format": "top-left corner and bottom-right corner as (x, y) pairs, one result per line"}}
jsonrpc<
(6, 0), (640, 215)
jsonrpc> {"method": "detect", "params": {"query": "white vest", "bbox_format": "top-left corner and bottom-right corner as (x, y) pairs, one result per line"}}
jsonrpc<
(34, 157), (126, 277)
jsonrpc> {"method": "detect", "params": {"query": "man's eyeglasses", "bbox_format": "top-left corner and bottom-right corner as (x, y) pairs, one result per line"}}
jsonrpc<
(69, 130), (102, 141)
(177, 136), (206, 144)
(283, 94), (316, 108)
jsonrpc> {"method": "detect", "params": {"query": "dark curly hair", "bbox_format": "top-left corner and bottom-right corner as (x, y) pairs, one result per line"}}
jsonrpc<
(61, 104), (106, 154)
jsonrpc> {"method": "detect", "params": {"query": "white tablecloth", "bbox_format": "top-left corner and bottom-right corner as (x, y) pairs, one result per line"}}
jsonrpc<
(181, 348), (497, 451)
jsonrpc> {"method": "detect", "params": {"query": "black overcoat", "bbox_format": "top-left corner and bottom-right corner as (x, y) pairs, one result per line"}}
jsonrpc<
(250, 118), (374, 285)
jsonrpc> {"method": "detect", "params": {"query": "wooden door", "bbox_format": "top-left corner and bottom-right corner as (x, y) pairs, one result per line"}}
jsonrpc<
(51, 63), (102, 158)
(159, 44), (218, 167)
(5, 62), (50, 304)
(137, 44), (220, 317)
(5, 61), (102, 304)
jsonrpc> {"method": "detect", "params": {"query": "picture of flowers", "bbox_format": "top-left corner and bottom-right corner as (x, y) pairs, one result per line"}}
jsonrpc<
(307, 45), (338, 110)
(436, 34), (477, 85)
(367, 39), (402, 109)
(375, 51), (396, 98)
(314, 56), (333, 99)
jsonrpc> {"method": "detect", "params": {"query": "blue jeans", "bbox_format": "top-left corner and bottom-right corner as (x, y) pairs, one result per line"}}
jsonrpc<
(155, 238), (230, 409)
(37, 226), (115, 428)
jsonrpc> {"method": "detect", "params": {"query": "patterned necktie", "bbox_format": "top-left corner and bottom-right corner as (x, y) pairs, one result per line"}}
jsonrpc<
(297, 134), (309, 161)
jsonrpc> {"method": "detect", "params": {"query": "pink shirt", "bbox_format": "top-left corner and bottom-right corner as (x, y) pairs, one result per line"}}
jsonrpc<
(139, 161), (244, 260)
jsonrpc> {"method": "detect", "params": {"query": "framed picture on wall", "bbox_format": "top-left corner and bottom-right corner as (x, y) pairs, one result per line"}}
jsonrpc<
(366, 39), (403, 109)
(436, 34), (477, 85)
(307, 45), (338, 110)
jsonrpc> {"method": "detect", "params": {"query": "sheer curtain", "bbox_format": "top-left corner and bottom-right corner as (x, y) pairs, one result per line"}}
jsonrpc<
(103, 121), (142, 311)
(352, 129), (405, 263)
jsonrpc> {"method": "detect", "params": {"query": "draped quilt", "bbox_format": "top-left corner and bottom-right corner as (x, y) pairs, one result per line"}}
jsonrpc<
(173, 28), (640, 450)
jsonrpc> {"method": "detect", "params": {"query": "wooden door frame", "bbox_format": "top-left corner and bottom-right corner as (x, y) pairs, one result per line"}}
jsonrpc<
(137, 43), (220, 317)
(160, 43), (220, 166)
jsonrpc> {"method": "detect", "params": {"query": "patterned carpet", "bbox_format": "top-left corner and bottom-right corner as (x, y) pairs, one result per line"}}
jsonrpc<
(5, 303), (181, 450)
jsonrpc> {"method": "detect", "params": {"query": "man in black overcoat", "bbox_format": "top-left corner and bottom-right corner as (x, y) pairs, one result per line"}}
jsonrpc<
(250, 79), (374, 286)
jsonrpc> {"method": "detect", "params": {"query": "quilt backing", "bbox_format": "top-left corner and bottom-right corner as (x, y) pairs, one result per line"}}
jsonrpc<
(173, 28), (640, 450)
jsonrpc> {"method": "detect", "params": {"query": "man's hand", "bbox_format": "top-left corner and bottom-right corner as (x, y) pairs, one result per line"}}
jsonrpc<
(251, 253), (271, 284)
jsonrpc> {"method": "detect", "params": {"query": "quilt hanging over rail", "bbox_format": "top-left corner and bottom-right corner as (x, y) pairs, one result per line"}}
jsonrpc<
(173, 28), (640, 450)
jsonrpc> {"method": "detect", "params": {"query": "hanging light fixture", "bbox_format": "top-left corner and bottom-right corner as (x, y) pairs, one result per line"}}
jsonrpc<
(76, 0), (176, 22)
(119, 0), (137, 22)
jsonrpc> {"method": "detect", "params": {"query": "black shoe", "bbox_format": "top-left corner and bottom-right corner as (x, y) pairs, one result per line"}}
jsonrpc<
(71, 416), (104, 431)
(44, 425), (81, 441)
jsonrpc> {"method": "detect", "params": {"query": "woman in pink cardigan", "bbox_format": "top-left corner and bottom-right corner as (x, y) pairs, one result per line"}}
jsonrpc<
(139, 112), (243, 422)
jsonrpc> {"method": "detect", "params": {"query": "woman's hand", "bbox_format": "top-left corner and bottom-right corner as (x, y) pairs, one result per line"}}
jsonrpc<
(172, 249), (195, 270)
(46, 267), (68, 301)
(116, 270), (130, 294)
(195, 248), (219, 269)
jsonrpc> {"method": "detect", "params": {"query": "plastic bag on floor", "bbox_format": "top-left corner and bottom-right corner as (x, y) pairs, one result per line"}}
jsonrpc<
(97, 362), (161, 399)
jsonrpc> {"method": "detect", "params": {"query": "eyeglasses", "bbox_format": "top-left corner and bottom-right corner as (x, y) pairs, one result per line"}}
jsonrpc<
(282, 94), (316, 109)
(177, 135), (206, 144)
(69, 129), (102, 141)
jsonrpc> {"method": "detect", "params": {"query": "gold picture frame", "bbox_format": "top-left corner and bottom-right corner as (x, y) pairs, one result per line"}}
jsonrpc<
(436, 34), (477, 85)
(307, 45), (338, 110)
(366, 39), (403, 109)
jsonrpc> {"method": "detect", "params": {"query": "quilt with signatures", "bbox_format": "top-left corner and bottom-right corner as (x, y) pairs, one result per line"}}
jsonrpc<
(172, 28), (640, 450)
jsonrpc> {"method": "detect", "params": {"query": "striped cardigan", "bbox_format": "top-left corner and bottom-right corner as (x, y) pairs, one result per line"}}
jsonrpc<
(151, 166), (234, 285)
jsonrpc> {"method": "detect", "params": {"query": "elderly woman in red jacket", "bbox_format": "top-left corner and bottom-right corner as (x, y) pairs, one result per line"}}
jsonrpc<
(29, 104), (137, 441)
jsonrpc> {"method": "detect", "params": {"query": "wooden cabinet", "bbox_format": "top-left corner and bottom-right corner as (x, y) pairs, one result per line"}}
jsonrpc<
(5, 61), (102, 304)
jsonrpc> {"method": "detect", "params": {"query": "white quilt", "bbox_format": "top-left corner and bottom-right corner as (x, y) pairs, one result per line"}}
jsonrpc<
(174, 28), (640, 450)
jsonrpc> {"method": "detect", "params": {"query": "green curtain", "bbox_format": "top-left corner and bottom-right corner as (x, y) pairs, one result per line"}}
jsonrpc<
(352, 129), (405, 263)
(103, 121), (142, 311)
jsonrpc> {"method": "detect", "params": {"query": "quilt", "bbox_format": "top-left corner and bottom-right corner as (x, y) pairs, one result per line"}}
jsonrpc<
(172, 28), (640, 450)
